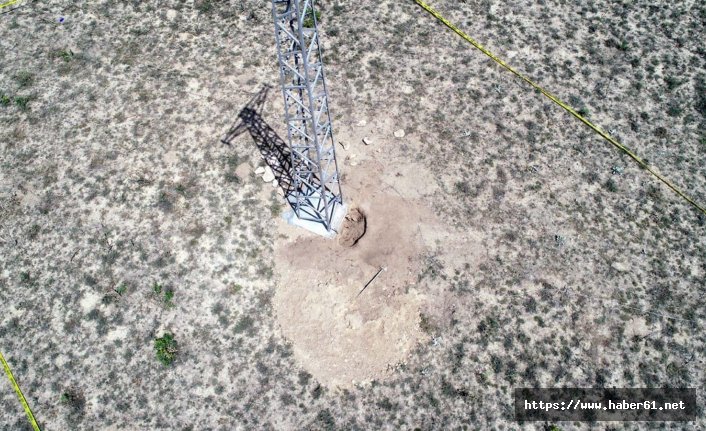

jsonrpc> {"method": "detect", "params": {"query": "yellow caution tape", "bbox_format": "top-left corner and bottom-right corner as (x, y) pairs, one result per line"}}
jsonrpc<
(1, 352), (41, 431)
(414, 0), (706, 216)
(0, 0), (22, 9)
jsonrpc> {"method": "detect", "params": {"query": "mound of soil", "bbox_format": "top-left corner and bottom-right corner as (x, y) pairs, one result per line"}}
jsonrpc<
(338, 208), (366, 247)
(273, 162), (444, 387)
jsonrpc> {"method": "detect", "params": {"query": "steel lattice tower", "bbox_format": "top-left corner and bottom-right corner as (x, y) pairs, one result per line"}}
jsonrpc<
(271, 0), (344, 232)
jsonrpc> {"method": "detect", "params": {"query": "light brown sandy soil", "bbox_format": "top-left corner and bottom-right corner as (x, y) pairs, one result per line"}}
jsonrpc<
(273, 159), (445, 387)
(337, 207), (365, 247)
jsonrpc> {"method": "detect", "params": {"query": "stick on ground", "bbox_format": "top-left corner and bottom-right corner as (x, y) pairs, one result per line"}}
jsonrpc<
(356, 266), (387, 299)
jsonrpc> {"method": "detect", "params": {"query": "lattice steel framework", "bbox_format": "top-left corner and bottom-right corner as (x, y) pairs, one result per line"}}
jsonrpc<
(271, 0), (343, 231)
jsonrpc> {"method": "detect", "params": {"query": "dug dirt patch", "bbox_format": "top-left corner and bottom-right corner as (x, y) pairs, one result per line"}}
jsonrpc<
(273, 162), (441, 387)
(338, 207), (367, 247)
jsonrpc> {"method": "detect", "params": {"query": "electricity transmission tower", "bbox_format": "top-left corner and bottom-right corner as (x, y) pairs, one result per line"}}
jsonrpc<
(271, 0), (344, 234)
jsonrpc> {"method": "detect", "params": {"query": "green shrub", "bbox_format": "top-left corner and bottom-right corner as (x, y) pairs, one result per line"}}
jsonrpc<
(419, 312), (435, 334)
(153, 282), (174, 307)
(490, 355), (503, 373)
(224, 172), (241, 184)
(14, 96), (30, 111)
(156, 191), (174, 212)
(454, 181), (471, 196)
(15, 71), (34, 88)
(163, 288), (175, 307)
(154, 333), (178, 366)
(664, 76), (681, 90)
(667, 103), (683, 117)
(19, 271), (31, 284)
(60, 389), (85, 414)
(196, 0), (213, 13)
(27, 224), (40, 239)
(303, 9), (321, 28)
(234, 315), (254, 333)
(57, 49), (74, 62)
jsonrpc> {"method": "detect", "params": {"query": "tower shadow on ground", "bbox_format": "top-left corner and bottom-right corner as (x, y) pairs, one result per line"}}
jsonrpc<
(221, 85), (295, 198)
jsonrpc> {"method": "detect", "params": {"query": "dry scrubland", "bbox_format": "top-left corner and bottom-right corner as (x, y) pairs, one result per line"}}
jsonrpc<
(1, 0), (705, 429)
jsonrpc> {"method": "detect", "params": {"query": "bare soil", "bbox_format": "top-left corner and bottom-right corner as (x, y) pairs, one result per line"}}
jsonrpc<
(273, 160), (445, 387)
(337, 207), (366, 247)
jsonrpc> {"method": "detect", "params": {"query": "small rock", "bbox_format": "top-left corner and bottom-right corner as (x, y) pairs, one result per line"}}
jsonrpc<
(254, 166), (266, 175)
(271, 180), (278, 188)
(357, 119), (367, 127)
(262, 166), (275, 182)
(166, 9), (177, 21)
(394, 129), (405, 138)
(362, 137), (372, 145)
(611, 261), (629, 272)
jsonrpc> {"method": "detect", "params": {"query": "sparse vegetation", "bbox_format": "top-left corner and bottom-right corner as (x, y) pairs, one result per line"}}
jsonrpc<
(454, 181), (471, 196)
(224, 172), (241, 184)
(163, 288), (174, 307)
(664, 76), (682, 91)
(152, 282), (174, 307)
(15, 71), (34, 88)
(59, 388), (85, 416)
(1, 1), (704, 429)
(18, 271), (31, 284)
(14, 96), (30, 111)
(27, 224), (40, 239)
(419, 312), (435, 334)
(303, 9), (322, 28)
(54, 48), (74, 62)
(234, 315), (254, 334)
(154, 333), (178, 366)
(156, 191), (174, 212)
(195, 0), (213, 14)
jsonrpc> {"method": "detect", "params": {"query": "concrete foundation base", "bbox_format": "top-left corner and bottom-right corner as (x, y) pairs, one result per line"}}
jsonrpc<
(283, 203), (348, 238)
